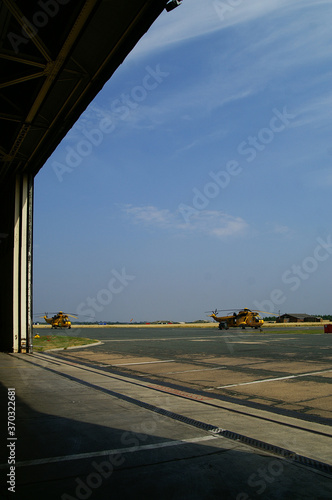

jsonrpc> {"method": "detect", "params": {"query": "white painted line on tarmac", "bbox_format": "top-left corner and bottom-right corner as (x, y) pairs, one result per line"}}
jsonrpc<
(4, 435), (218, 469)
(217, 369), (332, 388)
(101, 336), (222, 342)
(165, 366), (226, 375)
(110, 360), (175, 367)
(190, 339), (217, 342)
(225, 341), (265, 344)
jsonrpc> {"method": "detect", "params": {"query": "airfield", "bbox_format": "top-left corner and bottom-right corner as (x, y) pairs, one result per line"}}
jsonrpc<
(33, 324), (332, 424)
(1, 325), (331, 499)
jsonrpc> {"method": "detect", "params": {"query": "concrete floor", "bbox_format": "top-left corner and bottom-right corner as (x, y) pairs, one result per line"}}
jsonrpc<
(0, 349), (332, 500)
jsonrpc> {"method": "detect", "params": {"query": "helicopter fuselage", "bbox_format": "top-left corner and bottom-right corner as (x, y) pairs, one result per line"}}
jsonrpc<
(210, 309), (264, 330)
(44, 313), (71, 329)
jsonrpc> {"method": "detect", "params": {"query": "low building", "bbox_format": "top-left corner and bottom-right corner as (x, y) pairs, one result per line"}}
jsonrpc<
(277, 313), (321, 323)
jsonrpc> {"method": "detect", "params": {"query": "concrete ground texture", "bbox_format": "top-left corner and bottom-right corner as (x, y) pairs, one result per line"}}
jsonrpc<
(1, 327), (332, 499)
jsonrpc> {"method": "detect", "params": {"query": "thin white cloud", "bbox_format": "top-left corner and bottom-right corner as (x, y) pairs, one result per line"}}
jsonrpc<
(63, 1), (332, 161)
(200, 211), (248, 237)
(119, 0), (332, 139)
(122, 205), (175, 228)
(260, 222), (295, 239)
(135, 0), (332, 59)
(135, 0), (288, 58)
(121, 204), (248, 238)
(292, 92), (332, 130)
(64, 0), (331, 145)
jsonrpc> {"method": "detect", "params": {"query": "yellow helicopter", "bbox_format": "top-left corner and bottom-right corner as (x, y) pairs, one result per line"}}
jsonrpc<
(207, 308), (275, 331)
(42, 311), (77, 329)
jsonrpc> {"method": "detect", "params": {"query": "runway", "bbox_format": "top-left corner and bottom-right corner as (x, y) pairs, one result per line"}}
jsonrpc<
(33, 326), (332, 425)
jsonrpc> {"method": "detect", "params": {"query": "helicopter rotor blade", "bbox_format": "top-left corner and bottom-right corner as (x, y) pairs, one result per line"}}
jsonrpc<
(215, 309), (243, 312)
(34, 311), (95, 320)
(252, 310), (279, 315)
(205, 308), (245, 314)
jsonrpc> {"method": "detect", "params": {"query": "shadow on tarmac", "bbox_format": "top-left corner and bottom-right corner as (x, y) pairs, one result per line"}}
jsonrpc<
(1, 381), (332, 500)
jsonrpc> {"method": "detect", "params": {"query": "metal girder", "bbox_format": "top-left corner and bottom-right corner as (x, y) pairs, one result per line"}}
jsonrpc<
(2, 0), (52, 62)
(0, 52), (46, 68)
(0, 0), (168, 184)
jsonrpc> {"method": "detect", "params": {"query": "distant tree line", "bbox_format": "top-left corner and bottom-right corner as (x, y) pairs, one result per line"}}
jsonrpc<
(263, 315), (332, 321)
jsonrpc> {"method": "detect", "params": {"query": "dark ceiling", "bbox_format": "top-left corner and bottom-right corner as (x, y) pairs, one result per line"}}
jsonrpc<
(0, 0), (170, 188)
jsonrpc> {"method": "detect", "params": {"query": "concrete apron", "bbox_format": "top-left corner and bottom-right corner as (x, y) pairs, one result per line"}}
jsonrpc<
(0, 352), (331, 500)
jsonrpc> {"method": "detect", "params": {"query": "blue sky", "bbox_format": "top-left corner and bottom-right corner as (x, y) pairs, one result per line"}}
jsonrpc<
(34, 0), (332, 322)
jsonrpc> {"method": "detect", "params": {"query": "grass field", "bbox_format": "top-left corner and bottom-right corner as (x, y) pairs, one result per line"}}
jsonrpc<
(33, 335), (99, 352)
